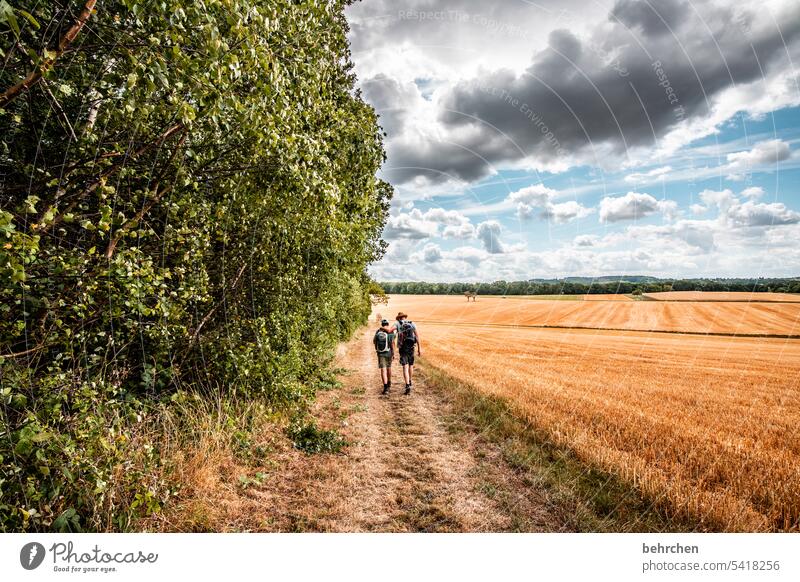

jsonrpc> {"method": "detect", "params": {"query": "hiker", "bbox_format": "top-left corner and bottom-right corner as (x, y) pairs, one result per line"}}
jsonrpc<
(395, 312), (421, 395)
(373, 319), (396, 394)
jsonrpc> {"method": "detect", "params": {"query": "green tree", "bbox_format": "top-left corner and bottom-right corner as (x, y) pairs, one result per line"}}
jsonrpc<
(1, 0), (390, 531)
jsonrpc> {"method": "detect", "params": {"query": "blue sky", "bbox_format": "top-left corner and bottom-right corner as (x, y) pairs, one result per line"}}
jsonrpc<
(346, 0), (800, 281)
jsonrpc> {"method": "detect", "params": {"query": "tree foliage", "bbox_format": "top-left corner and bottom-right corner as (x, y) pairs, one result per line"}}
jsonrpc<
(0, 0), (391, 531)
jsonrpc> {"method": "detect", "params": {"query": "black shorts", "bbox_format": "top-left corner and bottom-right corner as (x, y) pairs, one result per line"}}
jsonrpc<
(399, 349), (415, 366)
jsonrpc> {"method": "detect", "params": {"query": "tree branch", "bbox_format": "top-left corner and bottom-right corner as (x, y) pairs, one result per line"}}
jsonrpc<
(0, 0), (98, 109)
(187, 262), (249, 349)
(33, 122), (185, 231)
(40, 78), (77, 141)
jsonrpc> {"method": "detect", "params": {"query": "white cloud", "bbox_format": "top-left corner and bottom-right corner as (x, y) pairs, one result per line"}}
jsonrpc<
(726, 201), (800, 227)
(628, 221), (718, 253)
(690, 204), (708, 215)
(422, 207), (470, 225)
(476, 220), (505, 254)
(383, 206), (474, 240)
(692, 188), (800, 228)
(382, 209), (440, 239)
(508, 183), (557, 206)
(421, 243), (443, 263)
(448, 246), (488, 267)
(599, 192), (676, 223)
(573, 234), (598, 247)
(516, 202), (536, 220)
(507, 184), (592, 223)
(741, 186), (765, 199)
(699, 188), (737, 212)
(658, 200), (679, 222)
(442, 222), (476, 239)
(726, 139), (791, 170)
(541, 201), (595, 224)
(624, 165), (672, 183)
(383, 239), (417, 263)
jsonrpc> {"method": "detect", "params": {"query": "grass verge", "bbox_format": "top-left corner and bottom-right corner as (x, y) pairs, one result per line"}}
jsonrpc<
(420, 363), (699, 532)
(129, 387), (347, 532)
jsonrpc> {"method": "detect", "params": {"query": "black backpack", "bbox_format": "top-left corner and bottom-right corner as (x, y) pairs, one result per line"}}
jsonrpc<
(374, 329), (391, 353)
(399, 321), (416, 349)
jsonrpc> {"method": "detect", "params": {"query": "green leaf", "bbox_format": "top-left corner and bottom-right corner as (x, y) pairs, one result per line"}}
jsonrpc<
(23, 195), (39, 213)
(15, 8), (39, 29)
(53, 508), (81, 533)
(0, 1), (20, 37)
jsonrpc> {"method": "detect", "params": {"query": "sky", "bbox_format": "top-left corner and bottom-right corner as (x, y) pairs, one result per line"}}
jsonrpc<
(345, 0), (800, 282)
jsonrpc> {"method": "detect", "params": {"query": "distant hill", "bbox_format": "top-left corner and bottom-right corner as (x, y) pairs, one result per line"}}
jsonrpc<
(534, 276), (661, 284)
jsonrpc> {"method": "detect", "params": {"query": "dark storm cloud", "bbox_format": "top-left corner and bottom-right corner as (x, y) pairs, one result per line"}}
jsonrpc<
(391, 0), (800, 184)
(383, 134), (516, 184)
(610, 0), (689, 37)
(360, 74), (413, 136)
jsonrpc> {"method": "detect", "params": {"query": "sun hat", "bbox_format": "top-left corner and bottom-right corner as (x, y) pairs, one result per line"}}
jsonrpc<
(396, 312), (408, 319)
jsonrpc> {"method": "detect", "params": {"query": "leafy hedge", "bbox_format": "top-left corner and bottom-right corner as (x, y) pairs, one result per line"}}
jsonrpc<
(0, 0), (391, 531)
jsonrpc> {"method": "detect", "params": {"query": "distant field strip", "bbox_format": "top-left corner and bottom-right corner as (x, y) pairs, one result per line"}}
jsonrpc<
(644, 291), (800, 302)
(387, 295), (800, 336)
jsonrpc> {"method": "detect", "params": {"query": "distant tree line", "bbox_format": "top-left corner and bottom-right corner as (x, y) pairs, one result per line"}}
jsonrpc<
(380, 278), (800, 296)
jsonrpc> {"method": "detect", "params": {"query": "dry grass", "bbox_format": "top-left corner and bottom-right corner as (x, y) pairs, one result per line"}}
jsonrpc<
(381, 295), (800, 531)
(644, 291), (800, 302)
(132, 393), (293, 532)
(388, 294), (800, 336)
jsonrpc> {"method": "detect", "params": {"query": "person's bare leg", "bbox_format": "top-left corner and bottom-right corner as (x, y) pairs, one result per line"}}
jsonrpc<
(380, 367), (388, 385)
(403, 364), (414, 395)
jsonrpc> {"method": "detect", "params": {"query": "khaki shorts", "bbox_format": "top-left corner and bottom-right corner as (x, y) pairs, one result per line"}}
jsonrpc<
(377, 353), (392, 369)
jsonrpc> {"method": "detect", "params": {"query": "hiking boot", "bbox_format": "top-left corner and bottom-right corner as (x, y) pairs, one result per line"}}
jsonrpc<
(404, 384), (411, 395)
(382, 384), (389, 395)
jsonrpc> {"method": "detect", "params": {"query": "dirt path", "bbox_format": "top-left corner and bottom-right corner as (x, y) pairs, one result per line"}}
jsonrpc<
(244, 328), (565, 532)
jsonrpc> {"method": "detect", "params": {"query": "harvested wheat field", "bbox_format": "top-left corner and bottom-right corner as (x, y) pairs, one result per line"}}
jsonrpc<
(385, 294), (800, 336)
(645, 291), (800, 302)
(382, 295), (800, 531)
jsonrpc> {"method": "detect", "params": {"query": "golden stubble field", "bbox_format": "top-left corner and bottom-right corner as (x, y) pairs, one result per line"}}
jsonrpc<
(379, 294), (800, 336)
(378, 294), (800, 531)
